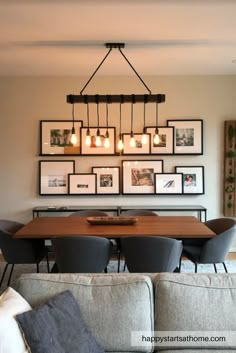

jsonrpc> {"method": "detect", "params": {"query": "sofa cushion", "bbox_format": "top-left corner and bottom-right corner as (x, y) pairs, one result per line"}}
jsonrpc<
(16, 290), (104, 353)
(16, 273), (154, 353)
(0, 287), (31, 353)
(154, 273), (236, 350)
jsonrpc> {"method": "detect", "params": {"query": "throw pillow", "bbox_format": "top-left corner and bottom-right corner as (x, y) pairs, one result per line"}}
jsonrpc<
(16, 290), (104, 353)
(0, 287), (31, 353)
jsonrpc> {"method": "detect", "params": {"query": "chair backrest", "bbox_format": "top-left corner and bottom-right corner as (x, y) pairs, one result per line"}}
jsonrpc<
(200, 218), (236, 263)
(122, 236), (183, 273)
(69, 210), (108, 217)
(122, 209), (158, 217)
(0, 219), (43, 263)
(52, 236), (112, 273)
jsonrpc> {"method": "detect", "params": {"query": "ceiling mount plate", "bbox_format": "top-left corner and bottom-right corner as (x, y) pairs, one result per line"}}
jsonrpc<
(105, 42), (125, 49)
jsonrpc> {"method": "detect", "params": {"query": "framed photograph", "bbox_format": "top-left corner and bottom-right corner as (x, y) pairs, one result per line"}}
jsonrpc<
(68, 173), (97, 195)
(175, 166), (205, 194)
(167, 119), (203, 155)
(80, 127), (116, 155)
(39, 160), (75, 195)
(122, 133), (151, 155)
(146, 126), (174, 155)
(154, 173), (183, 194)
(122, 160), (163, 194)
(92, 166), (120, 195)
(40, 120), (83, 155)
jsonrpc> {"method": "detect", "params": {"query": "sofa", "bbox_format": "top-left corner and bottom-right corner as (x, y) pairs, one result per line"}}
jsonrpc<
(14, 272), (236, 353)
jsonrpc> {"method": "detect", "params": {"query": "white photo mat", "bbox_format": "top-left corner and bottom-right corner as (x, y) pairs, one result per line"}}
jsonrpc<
(155, 173), (183, 194)
(92, 167), (120, 194)
(122, 160), (163, 194)
(122, 133), (151, 155)
(39, 160), (75, 195)
(69, 174), (96, 195)
(175, 166), (204, 194)
(40, 120), (82, 155)
(146, 126), (174, 154)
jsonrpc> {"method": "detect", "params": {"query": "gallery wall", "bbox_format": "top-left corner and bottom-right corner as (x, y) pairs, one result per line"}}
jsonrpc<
(0, 75), (236, 246)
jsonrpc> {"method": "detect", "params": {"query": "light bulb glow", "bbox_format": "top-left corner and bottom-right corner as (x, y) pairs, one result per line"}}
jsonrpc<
(104, 137), (110, 148)
(71, 133), (77, 145)
(118, 139), (124, 150)
(130, 137), (136, 148)
(96, 135), (102, 147)
(85, 134), (91, 146)
(141, 133), (148, 144)
(154, 134), (160, 145)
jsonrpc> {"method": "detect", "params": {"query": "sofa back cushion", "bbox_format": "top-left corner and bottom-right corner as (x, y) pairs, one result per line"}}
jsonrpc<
(154, 273), (236, 350)
(16, 273), (154, 353)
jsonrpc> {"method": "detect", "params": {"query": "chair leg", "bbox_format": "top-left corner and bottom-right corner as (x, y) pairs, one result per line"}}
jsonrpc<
(104, 267), (108, 273)
(195, 263), (198, 273)
(117, 251), (121, 273)
(46, 253), (50, 273)
(123, 262), (127, 271)
(36, 263), (39, 273)
(214, 264), (217, 273)
(0, 263), (9, 288)
(7, 264), (14, 286)
(222, 262), (228, 273)
(179, 257), (182, 272)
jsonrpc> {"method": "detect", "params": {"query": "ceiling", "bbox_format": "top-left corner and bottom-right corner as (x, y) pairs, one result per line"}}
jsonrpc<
(1, 0), (236, 76)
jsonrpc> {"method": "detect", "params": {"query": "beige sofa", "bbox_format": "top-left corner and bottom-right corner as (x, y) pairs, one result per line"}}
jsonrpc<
(16, 272), (236, 353)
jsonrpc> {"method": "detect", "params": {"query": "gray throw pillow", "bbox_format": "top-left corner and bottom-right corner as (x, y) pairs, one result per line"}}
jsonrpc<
(16, 290), (104, 353)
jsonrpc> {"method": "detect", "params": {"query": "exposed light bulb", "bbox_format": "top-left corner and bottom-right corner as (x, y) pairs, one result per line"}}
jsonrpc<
(154, 132), (160, 145)
(118, 139), (124, 150)
(85, 128), (91, 146)
(95, 129), (101, 147)
(70, 127), (77, 144)
(141, 133), (148, 144)
(104, 137), (110, 148)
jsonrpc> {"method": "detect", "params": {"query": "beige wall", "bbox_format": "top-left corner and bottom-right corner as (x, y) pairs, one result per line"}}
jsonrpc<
(0, 75), (236, 246)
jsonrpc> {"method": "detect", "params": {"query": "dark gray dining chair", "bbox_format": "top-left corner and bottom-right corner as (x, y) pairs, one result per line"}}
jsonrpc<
(122, 209), (158, 217)
(0, 219), (49, 288)
(69, 210), (108, 217)
(122, 236), (183, 273)
(181, 218), (236, 273)
(51, 236), (113, 273)
(121, 210), (158, 271)
(69, 209), (121, 272)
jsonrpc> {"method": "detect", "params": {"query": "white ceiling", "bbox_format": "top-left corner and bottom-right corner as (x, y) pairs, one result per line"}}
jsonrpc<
(1, 0), (236, 76)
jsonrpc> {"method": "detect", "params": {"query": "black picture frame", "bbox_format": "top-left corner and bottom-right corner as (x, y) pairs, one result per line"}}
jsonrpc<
(122, 159), (163, 195)
(68, 173), (97, 195)
(146, 126), (174, 155)
(154, 173), (183, 195)
(167, 119), (203, 155)
(122, 133), (151, 155)
(92, 166), (120, 195)
(39, 160), (75, 195)
(175, 166), (205, 195)
(40, 120), (83, 156)
(80, 127), (116, 155)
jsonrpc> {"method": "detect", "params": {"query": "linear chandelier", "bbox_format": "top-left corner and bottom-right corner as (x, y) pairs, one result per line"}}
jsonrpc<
(67, 43), (166, 150)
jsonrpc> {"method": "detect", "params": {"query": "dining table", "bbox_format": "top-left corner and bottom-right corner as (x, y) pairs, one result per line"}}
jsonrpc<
(14, 216), (215, 240)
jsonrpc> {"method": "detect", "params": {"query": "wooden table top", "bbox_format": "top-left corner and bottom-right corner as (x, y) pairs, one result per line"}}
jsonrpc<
(14, 216), (215, 239)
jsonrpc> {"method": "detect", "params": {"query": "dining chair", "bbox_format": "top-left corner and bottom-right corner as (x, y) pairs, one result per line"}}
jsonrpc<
(69, 209), (121, 272)
(0, 219), (50, 288)
(181, 218), (236, 273)
(121, 210), (158, 271)
(122, 209), (158, 216)
(51, 236), (113, 273)
(69, 210), (108, 217)
(122, 236), (183, 273)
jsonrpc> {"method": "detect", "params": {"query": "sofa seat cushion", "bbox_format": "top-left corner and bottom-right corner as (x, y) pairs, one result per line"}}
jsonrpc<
(16, 273), (154, 353)
(155, 273), (236, 350)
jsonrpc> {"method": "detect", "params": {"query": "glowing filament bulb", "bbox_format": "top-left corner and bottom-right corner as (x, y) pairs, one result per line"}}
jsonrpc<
(85, 129), (91, 146)
(104, 137), (110, 148)
(154, 129), (160, 145)
(118, 139), (124, 150)
(71, 127), (77, 144)
(130, 131), (136, 147)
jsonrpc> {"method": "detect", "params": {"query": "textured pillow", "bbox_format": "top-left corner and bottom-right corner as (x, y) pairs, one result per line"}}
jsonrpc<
(0, 287), (31, 353)
(16, 290), (104, 353)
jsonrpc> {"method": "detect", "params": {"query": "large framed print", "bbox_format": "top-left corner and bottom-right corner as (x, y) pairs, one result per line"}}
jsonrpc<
(167, 119), (203, 155)
(175, 166), (204, 195)
(122, 160), (163, 195)
(40, 120), (83, 155)
(122, 133), (151, 155)
(39, 160), (75, 195)
(154, 173), (183, 194)
(92, 166), (120, 195)
(146, 126), (174, 155)
(68, 173), (96, 195)
(80, 127), (116, 155)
